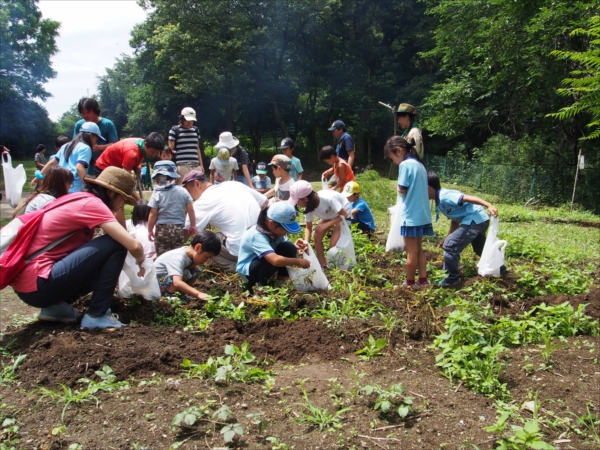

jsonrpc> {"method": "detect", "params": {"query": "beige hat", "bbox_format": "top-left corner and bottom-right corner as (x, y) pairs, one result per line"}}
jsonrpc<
(84, 167), (137, 206)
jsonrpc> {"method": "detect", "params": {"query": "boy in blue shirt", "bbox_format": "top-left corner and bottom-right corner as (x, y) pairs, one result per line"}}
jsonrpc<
(342, 181), (375, 234)
(427, 171), (501, 287)
(279, 138), (304, 181)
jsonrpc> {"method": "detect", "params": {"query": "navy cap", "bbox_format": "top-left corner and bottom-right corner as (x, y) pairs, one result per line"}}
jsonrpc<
(328, 120), (345, 131)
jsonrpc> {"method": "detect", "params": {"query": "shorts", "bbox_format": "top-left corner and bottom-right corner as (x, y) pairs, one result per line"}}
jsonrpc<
(176, 163), (203, 183)
(157, 268), (201, 294)
(400, 223), (434, 237)
(155, 223), (184, 256)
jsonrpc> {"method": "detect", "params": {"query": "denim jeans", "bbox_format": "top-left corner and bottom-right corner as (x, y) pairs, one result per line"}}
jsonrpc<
(16, 234), (127, 316)
(246, 241), (297, 289)
(442, 220), (489, 283)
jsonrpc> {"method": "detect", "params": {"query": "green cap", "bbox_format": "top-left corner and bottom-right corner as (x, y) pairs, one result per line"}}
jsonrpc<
(396, 103), (416, 115)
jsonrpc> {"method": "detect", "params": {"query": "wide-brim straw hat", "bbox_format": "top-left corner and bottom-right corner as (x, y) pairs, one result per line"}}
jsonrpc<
(84, 167), (137, 206)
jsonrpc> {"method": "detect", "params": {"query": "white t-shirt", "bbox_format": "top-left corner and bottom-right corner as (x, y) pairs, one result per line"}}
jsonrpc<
(24, 194), (55, 214)
(209, 157), (239, 183)
(129, 222), (156, 259)
(154, 247), (192, 278)
(305, 189), (350, 223)
(185, 182), (267, 256)
(274, 177), (295, 201)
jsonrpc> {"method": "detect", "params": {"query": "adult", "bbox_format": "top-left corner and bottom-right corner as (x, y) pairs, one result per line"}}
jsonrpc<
(182, 171), (267, 272)
(95, 133), (164, 202)
(9, 167), (145, 329)
(14, 166), (73, 217)
(40, 122), (104, 193)
(217, 132), (254, 186)
(73, 98), (119, 173)
(395, 103), (424, 160)
(328, 119), (355, 169)
(168, 107), (205, 182)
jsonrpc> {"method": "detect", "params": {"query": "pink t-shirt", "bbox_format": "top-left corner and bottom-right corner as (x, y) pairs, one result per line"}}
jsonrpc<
(10, 194), (117, 293)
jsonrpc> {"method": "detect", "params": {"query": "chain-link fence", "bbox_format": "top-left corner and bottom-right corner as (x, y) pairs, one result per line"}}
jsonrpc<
(390, 155), (600, 213)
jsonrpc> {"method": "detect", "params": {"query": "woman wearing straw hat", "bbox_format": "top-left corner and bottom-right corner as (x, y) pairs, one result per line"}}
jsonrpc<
(9, 167), (146, 329)
(396, 103), (424, 160)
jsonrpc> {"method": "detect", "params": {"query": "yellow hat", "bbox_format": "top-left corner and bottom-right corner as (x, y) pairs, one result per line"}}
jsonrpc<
(342, 181), (360, 197)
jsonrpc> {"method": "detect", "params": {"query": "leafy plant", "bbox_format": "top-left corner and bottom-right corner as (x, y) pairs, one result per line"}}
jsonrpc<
(205, 291), (247, 321)
(0, 355), (26, 385)
(484, 413), (555, 449)
(294, 389), (352, 431)
(0, 417), (20, 449)
(355, 335), (387, 361)
(181, 342), (272, 383)
(171, 401), (243, 444)
(360, 383), (414, 419)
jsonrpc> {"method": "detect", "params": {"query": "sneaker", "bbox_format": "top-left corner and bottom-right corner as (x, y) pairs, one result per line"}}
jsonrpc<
(81, 309), (126, 329)
(38, 303), (82, 323)
(415, 280), (431, 287)
(438, 278), (460, 288)
(401, 281), (415, 288)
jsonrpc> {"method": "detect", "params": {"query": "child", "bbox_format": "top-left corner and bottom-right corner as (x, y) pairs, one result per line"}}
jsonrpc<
(265, 155), (295, 201)
(129, 201), (157, 260)
(288, 180), (351, 268)
(252, 162), (272, 193)
(237, 202), (310, 292)
(160, 146), (174, 161)
(34, 144), (46, 170)
(427, 171), (502, 287)
(320, 145), (355, 192)
(16, 166), (73, 216)
(280, 138), (304, 181)
(342, 181), (376, 234)
(148, 160), (197, 256)
(384, 136), (432, 287)
(154, 231), (221, 300)
(209, 147), (238, 184)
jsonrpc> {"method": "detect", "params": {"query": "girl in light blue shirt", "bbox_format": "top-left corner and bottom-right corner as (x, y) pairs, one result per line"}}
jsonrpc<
(385, 136), (433, 287)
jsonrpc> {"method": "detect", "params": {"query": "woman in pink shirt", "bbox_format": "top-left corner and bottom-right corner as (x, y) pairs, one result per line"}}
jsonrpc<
(10, 167), (146, 329)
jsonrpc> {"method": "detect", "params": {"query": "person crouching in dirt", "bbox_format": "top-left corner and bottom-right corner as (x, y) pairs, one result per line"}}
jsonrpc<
(9, 167), (146, 329)
(427, 171), (504, 287)
(237, 202), (310, 293)
(154, 231), (221, 300)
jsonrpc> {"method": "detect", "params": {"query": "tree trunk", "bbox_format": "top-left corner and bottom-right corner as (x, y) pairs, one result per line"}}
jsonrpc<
(271, 98), (288, 138)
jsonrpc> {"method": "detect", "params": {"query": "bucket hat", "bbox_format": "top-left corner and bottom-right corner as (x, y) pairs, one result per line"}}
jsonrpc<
(181, 107), (196, 121)
(267, 202), (302, 234)
(152, 160), (180, 179)
(80, 122), (104, 140)
(217, 132), (239, 150)
(288, 180), (314, 206)
(84, 167), (137, 206)
(396, 103), (416, 115)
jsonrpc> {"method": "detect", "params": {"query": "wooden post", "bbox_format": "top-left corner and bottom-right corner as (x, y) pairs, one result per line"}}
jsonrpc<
(570, 148), (583, 212)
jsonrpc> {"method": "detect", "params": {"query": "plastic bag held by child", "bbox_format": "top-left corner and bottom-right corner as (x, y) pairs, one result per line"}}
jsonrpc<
(118, 253), (161, 301)
(326, 220), (356, 270)
(287, 244), (332, 291)
(386, 193), (406, 253)
(2, 153), (26, 208)
(321, 176), (329, 191)
(477, 216), (508, 277)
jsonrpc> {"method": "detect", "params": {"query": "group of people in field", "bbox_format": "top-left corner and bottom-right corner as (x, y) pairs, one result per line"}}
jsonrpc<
(3, 101), (500, 329)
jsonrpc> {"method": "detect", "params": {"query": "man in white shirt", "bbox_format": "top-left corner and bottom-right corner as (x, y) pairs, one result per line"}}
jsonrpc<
(182, 171), (268, 272)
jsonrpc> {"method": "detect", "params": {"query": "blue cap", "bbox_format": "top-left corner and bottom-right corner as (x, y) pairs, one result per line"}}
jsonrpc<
(327, 120), (345, 131)
(152, 160), (180, 179)
(267, 202), (302, 234)
(80, 122), (104, 140)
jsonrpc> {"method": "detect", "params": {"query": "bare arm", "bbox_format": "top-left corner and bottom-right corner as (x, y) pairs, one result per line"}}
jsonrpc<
(297, 172), (303, 180)
(232, 169), (237, 181)
(32, 158), (58, 186)
(92, 143), (111, 152)
(321, 168), (334, 179)
(242, 164), (253, 187)
(148, 208), (158, 241)
(315, 215), (344, 234)
(210, 169), (215, 184)
(462, 194), (498, 217)
(347, 151), (355, 169)
(76, 163), (87, 186)
(333, 164), (347, 191)
(197, 143), (205, 173)
(168, 140), (175, 152)
(172, 275), (210, 300)
(263, 252), (310, 269)
(186, 202), (197, 236)
(305, 222), (313, 243)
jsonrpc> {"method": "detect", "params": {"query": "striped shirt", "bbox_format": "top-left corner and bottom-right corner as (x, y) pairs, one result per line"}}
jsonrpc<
(168, 125), (200, 164)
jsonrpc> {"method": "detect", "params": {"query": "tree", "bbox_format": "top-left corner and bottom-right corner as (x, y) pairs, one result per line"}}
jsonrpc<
(0, 0), (59, 153)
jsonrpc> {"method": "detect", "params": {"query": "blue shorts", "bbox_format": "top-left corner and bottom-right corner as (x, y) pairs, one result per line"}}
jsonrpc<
(400, 223), (434, 237)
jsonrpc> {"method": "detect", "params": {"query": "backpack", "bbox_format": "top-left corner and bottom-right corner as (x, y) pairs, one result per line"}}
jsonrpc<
(0, 192), (91, 290)
(171, 125), (200, 164)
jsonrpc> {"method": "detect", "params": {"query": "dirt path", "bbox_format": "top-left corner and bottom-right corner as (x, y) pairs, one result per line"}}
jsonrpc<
(0, 287), (37, 334)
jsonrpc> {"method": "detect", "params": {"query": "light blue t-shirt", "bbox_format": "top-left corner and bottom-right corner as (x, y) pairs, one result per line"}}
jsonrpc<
(397, 157), (432, 227)
(51, 142), (92, 192)
(148, 185), (193, 225)
(289, 156), (303, 181)
(236, 225), (287, 278)
(351, 197), (376, 230)
(436, 188), (489, 225)
(73, 118), (118, 145)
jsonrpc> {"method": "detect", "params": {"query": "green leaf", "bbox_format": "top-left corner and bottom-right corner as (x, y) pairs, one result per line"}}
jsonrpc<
(184, 413), (196, 426)
(374, 338), (387, 349)
(380, 401), (391, 413)
(523, 420), (539, 434)
(398, 406), (410, 418)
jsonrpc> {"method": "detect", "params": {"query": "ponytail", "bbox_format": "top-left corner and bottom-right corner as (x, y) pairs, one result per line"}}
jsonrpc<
(384, 136), (424, 165)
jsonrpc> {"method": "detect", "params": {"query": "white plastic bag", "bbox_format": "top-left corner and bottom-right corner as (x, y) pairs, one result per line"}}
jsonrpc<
(118, 253), (161, 301)
(287, 243), (331, 291)
(477, 216), (508, 277)
(326, 219), (356, 270)
(2, 153), (26, 208)
(386, 193), (406, 253)
(321, 176), (329, 191)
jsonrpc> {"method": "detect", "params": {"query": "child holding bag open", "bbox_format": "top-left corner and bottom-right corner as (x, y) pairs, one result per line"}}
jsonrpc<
(384, 136), (433, 287)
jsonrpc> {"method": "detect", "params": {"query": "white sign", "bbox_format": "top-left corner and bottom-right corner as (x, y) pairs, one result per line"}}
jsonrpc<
(579, 155), (585, 170)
